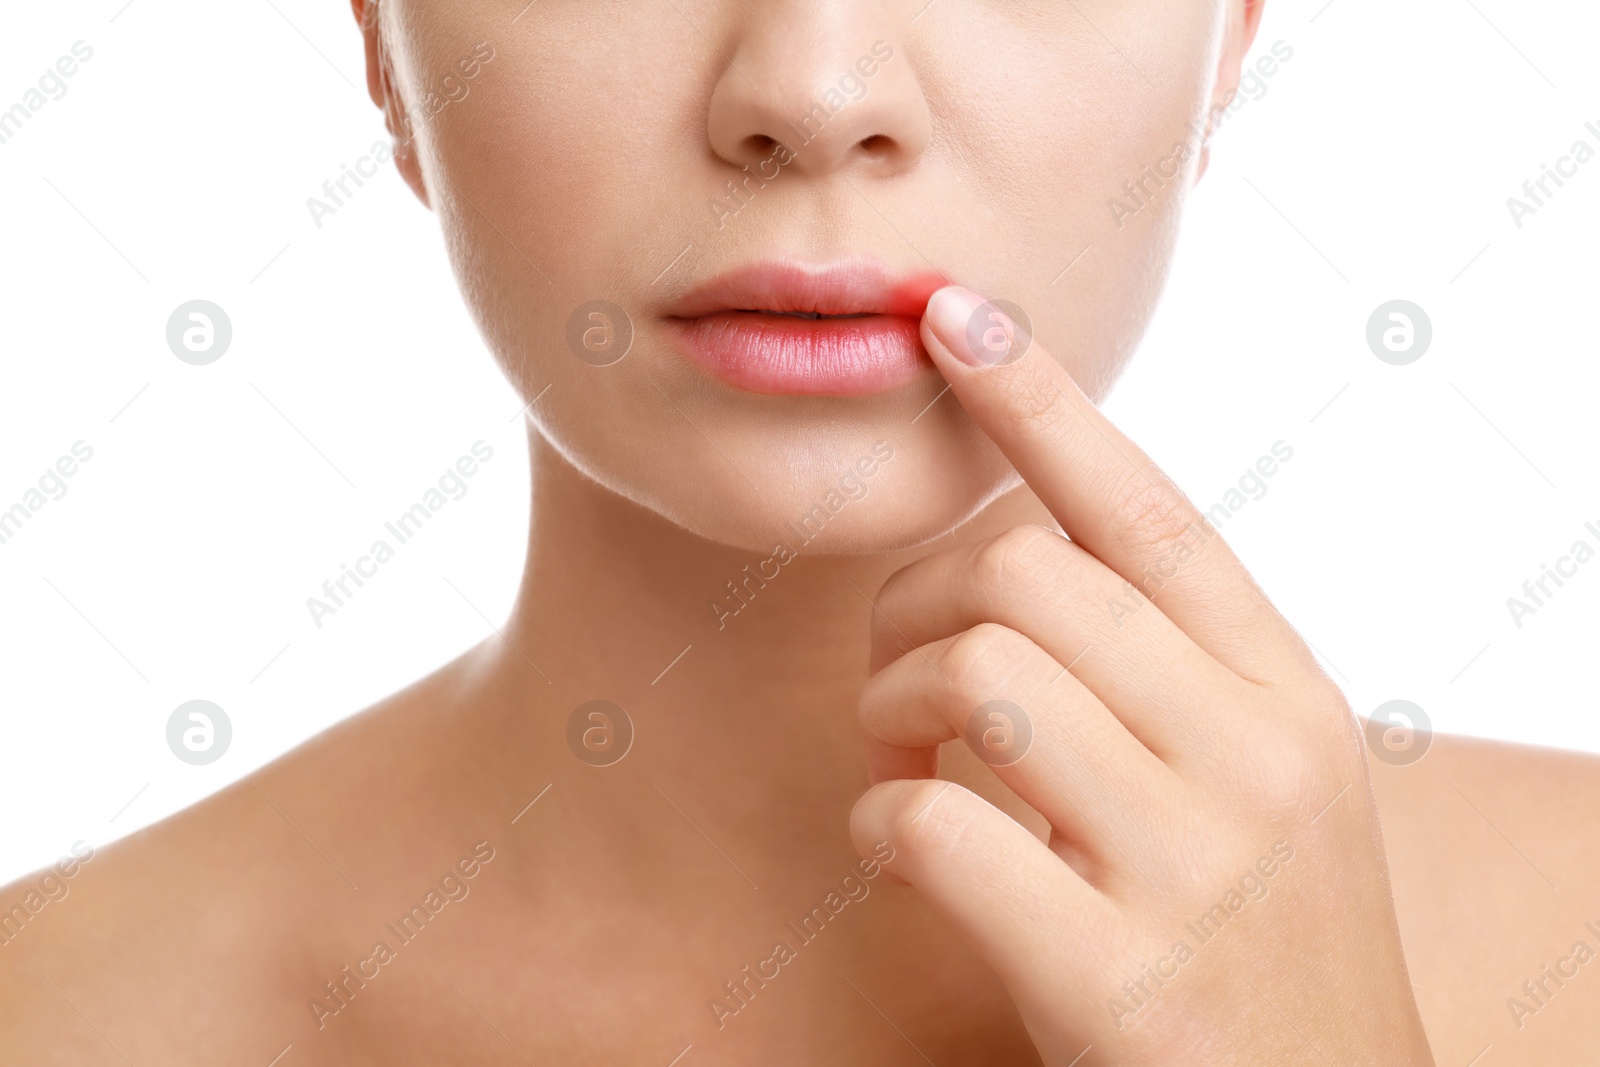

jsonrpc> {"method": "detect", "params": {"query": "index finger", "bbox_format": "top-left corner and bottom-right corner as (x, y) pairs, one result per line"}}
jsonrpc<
(919, 284), (1308, 686)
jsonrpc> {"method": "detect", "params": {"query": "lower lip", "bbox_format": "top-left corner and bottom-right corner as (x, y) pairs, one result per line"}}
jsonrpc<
(668, 312), (930, 396)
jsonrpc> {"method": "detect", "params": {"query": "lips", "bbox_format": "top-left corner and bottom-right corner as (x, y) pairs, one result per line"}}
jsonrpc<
(664, 257), (949, 396)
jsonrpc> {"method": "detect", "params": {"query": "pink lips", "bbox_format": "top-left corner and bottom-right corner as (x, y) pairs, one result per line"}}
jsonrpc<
(664, 258), (949, 396)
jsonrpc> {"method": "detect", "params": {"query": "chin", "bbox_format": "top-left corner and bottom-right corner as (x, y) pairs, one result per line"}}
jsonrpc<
(540, 386), (1023, 557)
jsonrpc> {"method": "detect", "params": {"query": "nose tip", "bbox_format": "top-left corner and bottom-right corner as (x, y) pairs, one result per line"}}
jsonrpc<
(707, 38), (930, 180)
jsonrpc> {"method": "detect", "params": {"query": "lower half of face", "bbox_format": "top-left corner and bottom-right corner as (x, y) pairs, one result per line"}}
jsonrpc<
(386, 0), (1224, 554)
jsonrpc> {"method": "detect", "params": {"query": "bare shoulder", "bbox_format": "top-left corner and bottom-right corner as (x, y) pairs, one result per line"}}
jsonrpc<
(1370, 730), (1600, 891)
(0, 776), (331, 1063)
(0, 651), (497, 1065)
(1369, 731), (1600, 1065)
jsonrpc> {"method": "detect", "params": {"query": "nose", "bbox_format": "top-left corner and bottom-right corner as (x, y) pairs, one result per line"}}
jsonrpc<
(706, 7), (931, 180)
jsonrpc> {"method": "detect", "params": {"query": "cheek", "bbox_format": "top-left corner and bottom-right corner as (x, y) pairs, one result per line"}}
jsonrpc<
(398, 0), (693, 324)
(423, 14), (694, 346)
(924, 5), (1220, 399)
(896, 10), (1216, 404)
(414, 11), (712, 515)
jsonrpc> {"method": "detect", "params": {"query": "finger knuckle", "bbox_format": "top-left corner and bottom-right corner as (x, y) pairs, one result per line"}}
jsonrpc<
(1108, 472), (1205, 560)
(1305, 681), (1358, 733)
(972, 524), (1062, 601)
(936, 623), (1024, 702)
(1231, 722), (1322, 812)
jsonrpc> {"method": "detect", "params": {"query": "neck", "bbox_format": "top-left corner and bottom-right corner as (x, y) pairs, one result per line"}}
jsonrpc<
(483, 429), (1051, 844)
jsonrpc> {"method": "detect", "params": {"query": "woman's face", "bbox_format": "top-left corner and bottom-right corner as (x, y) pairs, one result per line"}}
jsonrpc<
(365, 0), (1251, 554)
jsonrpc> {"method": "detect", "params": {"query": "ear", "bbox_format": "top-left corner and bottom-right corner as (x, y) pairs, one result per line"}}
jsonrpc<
(350, 0), (430, 207)
(1197, 0), (1266, 181)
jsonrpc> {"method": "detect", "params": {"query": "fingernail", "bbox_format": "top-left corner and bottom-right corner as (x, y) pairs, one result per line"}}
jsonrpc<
(927, 286), (1031, 367)
(925, 286), (990, 366)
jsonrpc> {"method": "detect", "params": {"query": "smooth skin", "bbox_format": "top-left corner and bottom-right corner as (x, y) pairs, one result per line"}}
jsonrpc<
(5, 0), (1600, 1064)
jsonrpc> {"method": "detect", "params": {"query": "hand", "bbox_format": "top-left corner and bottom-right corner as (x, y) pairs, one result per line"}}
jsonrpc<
(850, 286), (1435, 1065)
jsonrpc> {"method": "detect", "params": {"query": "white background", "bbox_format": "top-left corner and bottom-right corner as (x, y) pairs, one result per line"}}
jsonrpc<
(2, 0), (1596, 884)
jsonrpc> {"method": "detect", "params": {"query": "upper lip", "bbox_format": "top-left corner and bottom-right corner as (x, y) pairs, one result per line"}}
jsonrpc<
(665, 256), (949, 320)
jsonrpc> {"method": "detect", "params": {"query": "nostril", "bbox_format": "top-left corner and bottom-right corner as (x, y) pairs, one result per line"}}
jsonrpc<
(858, 134), (894, 156)
(744, 134), (783, 158)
